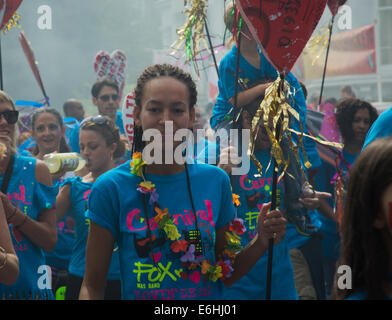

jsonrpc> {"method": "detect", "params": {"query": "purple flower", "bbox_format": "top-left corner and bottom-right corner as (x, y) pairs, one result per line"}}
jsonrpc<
(180, 244), (196, 263)
(149, 189), (159, 206)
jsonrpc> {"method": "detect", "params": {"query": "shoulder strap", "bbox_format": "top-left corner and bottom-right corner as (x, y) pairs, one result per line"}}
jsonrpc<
(1, 155), (15, 194)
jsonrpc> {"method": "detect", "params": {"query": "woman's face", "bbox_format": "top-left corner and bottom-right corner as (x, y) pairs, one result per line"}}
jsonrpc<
(135, 76), (195, 157)
(352, 108), (371, 145)
(0, 102), (16, 150)
(79, 129), (115, 172)
(32, 112), (64, 154)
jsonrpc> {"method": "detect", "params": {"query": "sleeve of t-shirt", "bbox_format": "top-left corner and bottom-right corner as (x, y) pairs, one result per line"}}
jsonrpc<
(85, 181), (120, 240)
(362, 107), (392, 150)
(210, 50), (237, 129)
(215, 169), (236, 230)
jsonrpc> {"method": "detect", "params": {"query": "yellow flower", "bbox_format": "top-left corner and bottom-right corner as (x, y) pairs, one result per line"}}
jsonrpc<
(163, 223), (181, 241)
(139, 180), (155, 191)
(130, 157), (145, 177)
(232, 193), (240, 207)
(210, 265), (223, 282)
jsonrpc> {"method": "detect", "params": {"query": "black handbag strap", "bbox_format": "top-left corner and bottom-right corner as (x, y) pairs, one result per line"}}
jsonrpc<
(1, 154), (15, 194)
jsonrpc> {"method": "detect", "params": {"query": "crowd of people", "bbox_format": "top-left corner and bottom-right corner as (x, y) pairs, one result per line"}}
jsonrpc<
(1, 7), (392, 302)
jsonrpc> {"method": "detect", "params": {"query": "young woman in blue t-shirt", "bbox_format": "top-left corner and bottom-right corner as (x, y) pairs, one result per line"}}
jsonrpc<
(0, 90), (58, 300)
(79, 64), (287, 300)
(54, 115), (125, 299)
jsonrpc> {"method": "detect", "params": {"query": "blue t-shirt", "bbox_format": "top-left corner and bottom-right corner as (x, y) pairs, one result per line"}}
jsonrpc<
(63, 117), (81, 153)
(86, 161), (235, 300)
(285, 210), (322, 250)
(44, 174), (76, 270)
(315, 150), (358, 260)
(223, 149), (298, 300)
(62, 176), (121, 280)
(211, 45), (321, 170)
(363, 107), (392, 150)
(0, 155), (58, 300)
(116, 110), (125, 135)
(192, 137), (220, 165)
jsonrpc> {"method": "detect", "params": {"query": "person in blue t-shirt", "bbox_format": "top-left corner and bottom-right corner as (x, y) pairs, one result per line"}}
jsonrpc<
(91, 78), (125, 135)
(218, 88), (330, 300)
(79, 64), (287, 300)
(30, 107), (77, 299)
(362, 106), (392, 150)
(54, 115), (125, 299)
(0, 90), (58, 300)
(332, 137), (392, 300)
(316, 98), (378, 298)
(211, 4), (320, 174)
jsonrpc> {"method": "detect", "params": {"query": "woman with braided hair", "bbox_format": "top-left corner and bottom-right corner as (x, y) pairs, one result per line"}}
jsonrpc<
(80, 63), (287, 300)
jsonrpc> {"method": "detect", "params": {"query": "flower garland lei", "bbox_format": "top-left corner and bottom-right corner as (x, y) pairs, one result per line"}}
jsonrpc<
(130, 152), (246, 282)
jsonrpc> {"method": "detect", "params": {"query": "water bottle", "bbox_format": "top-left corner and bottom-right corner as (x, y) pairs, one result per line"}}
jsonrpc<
(43, 152), (86, 174)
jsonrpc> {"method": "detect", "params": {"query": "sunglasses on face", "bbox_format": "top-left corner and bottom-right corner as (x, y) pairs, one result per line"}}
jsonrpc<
(98, 94), (119, 102)
(0, 110), (19, 125)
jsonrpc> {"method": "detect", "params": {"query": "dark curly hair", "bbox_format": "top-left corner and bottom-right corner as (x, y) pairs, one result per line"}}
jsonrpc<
(333, 137), (392, 300)
(133, 64), (197, 152)
(335, 98), (378, 144)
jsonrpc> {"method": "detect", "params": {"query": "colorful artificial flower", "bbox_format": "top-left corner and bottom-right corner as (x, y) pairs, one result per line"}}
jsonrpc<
(232, 193), (240, 207)
(170, 239), (188, 253)
(163, 222), (181, 241)
(130, 152), (145, 177)
(208, 265), (223, 282)
(229, 217), (246, 235)
(180, 244), (196, 263)
(201, 260), (211, 275)
(218, 260), (234, 280)
(149, 189), (159, 206)
(137, 181), (155, 192)
(154, 207), (168, 224)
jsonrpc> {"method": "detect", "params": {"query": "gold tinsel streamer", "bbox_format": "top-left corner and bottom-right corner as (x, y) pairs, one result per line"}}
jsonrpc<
(2, 13), (21, 35)
(287, 128), (344, 149)
(302, 23), (331, 66)
(170, 0), (210, 66)
(248, 76), (303, 182)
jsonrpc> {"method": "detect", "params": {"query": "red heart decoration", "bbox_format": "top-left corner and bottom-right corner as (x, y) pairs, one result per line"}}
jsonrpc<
(93, 49), (127, 100)
(189, 271), (201, 284)
(152, 251), (162, 263)
(0, 0), (22, 31)
(235, 0), (327, 75)
(327, 0), (347, 16)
